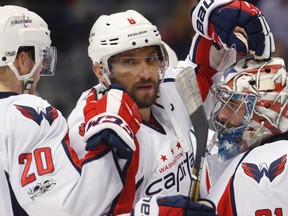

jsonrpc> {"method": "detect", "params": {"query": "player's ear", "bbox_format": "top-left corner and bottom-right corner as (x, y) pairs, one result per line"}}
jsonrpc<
(93, 63), (109, 87)
(13, 51), (28, 75)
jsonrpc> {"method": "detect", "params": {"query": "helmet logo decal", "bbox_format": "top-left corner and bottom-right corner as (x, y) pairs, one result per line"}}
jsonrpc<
(242, 154), (287, 183)
(127, 18), (136, 24)
(127, 30), (148, 37)
(4, 51), (16, 57)
(11, 14), (32, 26)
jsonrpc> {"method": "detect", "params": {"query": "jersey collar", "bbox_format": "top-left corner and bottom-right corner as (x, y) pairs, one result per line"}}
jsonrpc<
(261, 132), (288, 145)
(0, 92), (18, 99)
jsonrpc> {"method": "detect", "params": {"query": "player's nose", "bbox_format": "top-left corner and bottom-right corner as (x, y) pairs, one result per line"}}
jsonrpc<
(217, 106), (231, 122)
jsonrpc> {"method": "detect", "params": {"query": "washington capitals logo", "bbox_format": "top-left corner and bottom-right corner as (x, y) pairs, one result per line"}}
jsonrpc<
(14, 105), (58, 126)
(242, 154), (287, 183)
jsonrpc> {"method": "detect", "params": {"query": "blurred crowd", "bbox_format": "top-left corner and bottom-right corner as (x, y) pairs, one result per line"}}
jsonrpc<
(0, 0), (286, 118)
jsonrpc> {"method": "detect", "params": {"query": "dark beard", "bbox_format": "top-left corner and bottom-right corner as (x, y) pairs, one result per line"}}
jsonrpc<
(130, 80), (159, 109)
(110, 78), (159, 109)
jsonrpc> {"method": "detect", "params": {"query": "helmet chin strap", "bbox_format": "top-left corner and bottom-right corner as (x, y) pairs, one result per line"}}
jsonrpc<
(243, 121), (268, 148)
(23, 78), (34, 94)
(102, 72), (111, 89)
(9, 62), (39, 94)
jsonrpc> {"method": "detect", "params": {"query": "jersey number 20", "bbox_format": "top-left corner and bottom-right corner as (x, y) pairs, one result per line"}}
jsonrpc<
(19, 147), (54, 187)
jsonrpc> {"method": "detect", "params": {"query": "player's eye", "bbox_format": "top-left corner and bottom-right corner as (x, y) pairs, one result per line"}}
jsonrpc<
(122, 58), (138, 65)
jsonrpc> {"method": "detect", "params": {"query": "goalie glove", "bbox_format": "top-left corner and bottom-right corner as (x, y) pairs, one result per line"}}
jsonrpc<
(192, 0), (275, 59)
(83, 84), (142, 159)
(132, 195), (217, 216)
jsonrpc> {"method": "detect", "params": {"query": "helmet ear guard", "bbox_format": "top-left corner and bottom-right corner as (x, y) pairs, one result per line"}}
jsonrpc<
(211, 57), (288, 160)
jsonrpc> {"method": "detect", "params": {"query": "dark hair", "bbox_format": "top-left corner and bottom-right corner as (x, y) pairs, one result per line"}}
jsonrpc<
(17, 46), (35, 61)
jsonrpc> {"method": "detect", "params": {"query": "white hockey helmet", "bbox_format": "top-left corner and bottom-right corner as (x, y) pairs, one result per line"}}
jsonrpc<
(211, 57), (288, 158)
(0, 5), (56, 89)
(162, 41), (178, 68)
(88, 10), (168, 85)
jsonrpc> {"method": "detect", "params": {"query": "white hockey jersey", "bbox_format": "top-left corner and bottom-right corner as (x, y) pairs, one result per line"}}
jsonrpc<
(68, 63), (196, 215)
(0, 92), (124, 215)
(67, 34), (237, 215)
(207, 133), (288, 216)
(0, 157), (13, 216)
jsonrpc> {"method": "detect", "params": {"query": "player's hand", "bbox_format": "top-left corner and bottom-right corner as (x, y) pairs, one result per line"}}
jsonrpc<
(132, 195), (217, 216)
(83, 84), (142, 159)
(192, 0), (274, 59)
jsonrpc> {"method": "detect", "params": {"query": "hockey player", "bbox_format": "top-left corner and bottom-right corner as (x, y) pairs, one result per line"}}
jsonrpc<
(0, 5), (136, 216)
(67, 0), (274, 215)
(205, 57), (288, 215)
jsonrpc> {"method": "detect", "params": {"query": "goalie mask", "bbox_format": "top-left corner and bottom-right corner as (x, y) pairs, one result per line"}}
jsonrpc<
(88, 10), (168, 86)
(211, 57), (288, 159)
(0, 5), (57, 92)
